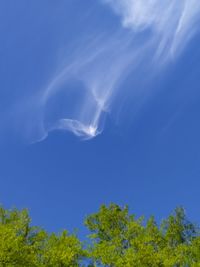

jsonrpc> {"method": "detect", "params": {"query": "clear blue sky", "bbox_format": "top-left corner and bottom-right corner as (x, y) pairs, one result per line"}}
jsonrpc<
(0, 0), (200, 237)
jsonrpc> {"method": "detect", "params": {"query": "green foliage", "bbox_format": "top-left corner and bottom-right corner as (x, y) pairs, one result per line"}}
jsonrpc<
(0, 204), (200, 266)
(85, 204), (200, 267)
(0, 206), (84, 267)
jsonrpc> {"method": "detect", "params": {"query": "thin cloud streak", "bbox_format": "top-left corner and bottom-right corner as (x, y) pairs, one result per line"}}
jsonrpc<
(38, 33), (139, 141)
(104, 0), (200, 59)
(17, 1), (200, 142)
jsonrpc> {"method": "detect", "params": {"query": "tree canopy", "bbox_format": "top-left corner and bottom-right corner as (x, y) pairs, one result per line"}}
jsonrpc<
(0, 204), (200, 266)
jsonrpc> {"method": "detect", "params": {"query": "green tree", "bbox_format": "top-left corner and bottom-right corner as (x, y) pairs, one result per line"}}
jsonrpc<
(85, 204), (199, 267)
(0, 206), (84, 267)
(1, 204), (200, 266)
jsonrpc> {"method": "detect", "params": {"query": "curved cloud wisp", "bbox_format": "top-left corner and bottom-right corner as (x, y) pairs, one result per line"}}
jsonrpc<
(16, 0), (200, 142)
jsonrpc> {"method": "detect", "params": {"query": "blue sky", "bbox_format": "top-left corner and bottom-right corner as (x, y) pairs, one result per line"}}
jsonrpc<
(1, 0), (200, 236)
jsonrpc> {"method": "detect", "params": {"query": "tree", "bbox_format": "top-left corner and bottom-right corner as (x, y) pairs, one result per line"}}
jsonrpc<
(0, 206), (84, 266)
(0, 204), (200, 266)
(85, 204), (199, 267)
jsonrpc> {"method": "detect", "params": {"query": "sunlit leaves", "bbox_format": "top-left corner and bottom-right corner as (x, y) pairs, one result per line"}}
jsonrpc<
(0, 204), (200, 266)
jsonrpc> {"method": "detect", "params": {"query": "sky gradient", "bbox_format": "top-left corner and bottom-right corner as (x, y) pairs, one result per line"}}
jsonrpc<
(0, 0), (200, 237)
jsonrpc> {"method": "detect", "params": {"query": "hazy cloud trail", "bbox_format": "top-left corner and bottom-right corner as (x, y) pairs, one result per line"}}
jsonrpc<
(104, 0), (200, 59)
(19, 0), (200, 142)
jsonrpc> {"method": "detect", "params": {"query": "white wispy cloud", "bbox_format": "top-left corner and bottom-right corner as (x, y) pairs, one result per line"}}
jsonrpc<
(11, 1), (200, 142)
(104, 0), (200, 59)
(37, 33), (140, 141)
